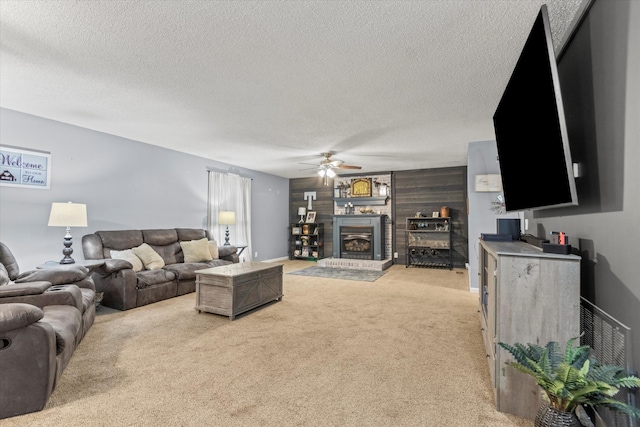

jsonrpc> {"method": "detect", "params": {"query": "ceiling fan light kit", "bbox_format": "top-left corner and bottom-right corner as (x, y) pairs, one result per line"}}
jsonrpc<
(313, 152), (362, 186)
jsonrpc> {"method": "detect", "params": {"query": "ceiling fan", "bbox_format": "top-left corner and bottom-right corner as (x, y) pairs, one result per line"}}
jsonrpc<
(315, 152), (362, 185)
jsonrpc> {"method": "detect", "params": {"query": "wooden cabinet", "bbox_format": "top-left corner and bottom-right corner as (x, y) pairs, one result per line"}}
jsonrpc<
(405, 217), (452, 269)
(290, 223), (323, 260)
(478, 240), (581, 420)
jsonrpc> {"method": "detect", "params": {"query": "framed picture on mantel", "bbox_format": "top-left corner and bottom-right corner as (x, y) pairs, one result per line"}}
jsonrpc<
(350, 178), (372, 197)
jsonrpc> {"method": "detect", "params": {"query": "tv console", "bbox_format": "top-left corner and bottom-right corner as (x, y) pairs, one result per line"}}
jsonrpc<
(478, 240), (580, 420)
(519, 233), (549, 249)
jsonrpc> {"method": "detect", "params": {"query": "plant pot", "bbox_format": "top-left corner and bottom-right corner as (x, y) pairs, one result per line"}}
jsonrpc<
(534, 404), (581, 427)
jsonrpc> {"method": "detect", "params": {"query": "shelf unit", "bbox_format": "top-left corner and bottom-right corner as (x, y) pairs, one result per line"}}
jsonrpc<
(405, 217), (452, 269)
(290, 223), (323, 260)
(478, 240), (580, 420)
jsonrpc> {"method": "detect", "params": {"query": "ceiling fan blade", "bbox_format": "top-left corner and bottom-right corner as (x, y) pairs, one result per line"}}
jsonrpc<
(338, 164), (362, 169)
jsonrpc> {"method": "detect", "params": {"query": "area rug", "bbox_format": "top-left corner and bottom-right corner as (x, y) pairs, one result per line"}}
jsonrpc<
(288, 266), (385, 282)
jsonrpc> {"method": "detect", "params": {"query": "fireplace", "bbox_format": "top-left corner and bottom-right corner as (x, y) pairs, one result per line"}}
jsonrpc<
(340, 226), (374, 260)
(332, 214), (386, 260)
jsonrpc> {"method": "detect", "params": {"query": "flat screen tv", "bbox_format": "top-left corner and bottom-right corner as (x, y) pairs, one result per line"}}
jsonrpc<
(493, 5), (578, 212)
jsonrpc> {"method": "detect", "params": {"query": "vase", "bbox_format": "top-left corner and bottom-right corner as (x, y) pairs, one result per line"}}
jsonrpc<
(534, 404), (581, 427)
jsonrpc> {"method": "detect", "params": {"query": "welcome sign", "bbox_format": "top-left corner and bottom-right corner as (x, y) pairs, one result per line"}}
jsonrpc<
(0, 146), (51, 189)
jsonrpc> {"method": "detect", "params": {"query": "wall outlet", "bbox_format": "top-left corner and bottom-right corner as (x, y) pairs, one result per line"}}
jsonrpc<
(524, 219), (529, 231)
(394, 252), (398, 259)
(254, 251), (258, 258)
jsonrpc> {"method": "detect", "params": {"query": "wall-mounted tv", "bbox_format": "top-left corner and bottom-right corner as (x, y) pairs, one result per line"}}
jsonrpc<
(493, 5), (578, 212)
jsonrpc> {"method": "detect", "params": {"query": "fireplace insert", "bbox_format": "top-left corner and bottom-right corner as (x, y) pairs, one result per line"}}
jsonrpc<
(340, 226), (374, 260)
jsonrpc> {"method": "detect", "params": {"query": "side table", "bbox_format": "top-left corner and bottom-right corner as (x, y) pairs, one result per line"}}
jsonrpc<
(36, 259), (106, 271)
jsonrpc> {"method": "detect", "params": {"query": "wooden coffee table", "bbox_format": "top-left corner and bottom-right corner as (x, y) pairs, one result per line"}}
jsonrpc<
(194, 262), (283, 320)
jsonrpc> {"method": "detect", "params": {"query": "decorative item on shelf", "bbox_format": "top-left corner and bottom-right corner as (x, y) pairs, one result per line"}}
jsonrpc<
(47, 201), (88, 264)
(359, 207), (373, 214)
(431, 211), (439, 218)
(305, 211), (316, 223)
(350, 178), (372, 197)
(415, 212), (422, 217)
(297, 207), (306, 223)
(490, 194), (506, 214)
(301, 236), (309, 246)
(379, 182), (389, 197)
(218, 211), (236, 245)
(301, 248), (309, 257)
(294, 249), (301, 257)
(292, 226), (301, 235)
(499, 337), (640, 427)
(302, 224), (309, 235)
(439, 206), (450, 218)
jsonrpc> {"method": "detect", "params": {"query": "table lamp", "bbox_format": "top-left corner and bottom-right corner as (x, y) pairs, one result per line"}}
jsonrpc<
(297, 207), (306, 223)
(218, 211), (236, 246)
(48, 202), (88, 264)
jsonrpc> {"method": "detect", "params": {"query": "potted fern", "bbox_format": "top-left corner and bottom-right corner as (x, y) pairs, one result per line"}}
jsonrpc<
(498, 337), (640, 427)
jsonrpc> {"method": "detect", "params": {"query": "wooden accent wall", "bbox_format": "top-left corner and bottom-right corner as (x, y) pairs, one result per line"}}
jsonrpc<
(394, 167), (468, 267)
(289, 177), (336, 258)
(289, 166), (468, 267)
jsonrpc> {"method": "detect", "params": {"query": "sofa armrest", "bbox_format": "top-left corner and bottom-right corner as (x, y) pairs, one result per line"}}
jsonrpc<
(0, 281), (51, 298)
(0, 302), (44, 333)
(0, 285), (84, 312)
(92, 268), (137, 310)
(95, 259), (133, 275)
(15, 266), (88, 286)
(0, 303), (57, 419)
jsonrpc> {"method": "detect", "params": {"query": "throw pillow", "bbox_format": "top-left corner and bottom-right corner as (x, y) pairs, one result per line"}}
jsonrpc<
(180, 238), (213, 263)
(208, 240), (219, 259)
(110, 249), (144, 272)
(132, 243), (165, 270)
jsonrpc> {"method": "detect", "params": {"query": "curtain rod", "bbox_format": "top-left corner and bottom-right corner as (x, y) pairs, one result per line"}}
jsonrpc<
(205, 167), (253, 180)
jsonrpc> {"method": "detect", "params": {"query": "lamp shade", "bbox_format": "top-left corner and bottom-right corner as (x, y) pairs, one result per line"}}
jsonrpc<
(297, 207), (306, 216)
(48, 202), (87, 227)
(218, 211), (236, 225)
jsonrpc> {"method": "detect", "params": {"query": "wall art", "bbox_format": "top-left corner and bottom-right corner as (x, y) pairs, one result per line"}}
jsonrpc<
(0, 145), (51, 189)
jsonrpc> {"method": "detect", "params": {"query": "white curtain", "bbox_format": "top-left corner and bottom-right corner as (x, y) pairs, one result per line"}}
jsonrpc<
(207, 171), (252, 262)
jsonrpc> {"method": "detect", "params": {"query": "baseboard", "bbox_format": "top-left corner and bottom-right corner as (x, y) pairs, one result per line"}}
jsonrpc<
(261, 256), (289, 263)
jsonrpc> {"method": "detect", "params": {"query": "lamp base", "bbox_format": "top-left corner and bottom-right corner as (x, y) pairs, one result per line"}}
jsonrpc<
(224, 226), (230, 245)
(60, 229), (76, 264)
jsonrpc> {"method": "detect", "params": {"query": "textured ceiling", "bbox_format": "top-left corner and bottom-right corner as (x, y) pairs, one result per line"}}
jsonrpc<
(0, 0), (589, 179)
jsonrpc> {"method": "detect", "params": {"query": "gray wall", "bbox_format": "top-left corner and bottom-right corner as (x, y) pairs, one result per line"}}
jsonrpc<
(0, 108), (289, 270)
(526, 1), (640, 372)
(466, 140), (521, 292)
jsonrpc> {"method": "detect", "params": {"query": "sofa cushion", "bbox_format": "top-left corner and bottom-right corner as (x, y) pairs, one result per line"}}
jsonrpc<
(141, 229), (178, 246)
(132, 244), (165, 270)
(149, 242), (181, 265)
(180, 238), (213, 263)
(218, 245), (237, 258)
(96, 230), (144, 252)
(208, 240), (219, 259)
(110, 249), (143, 272)
(136, 269), (176, 288)
(41, 305), (81, 356)
(176, 228), (207, 241)
(164, 260), (229, 281)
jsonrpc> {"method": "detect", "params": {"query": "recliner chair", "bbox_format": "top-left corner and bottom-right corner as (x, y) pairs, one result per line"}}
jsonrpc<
(0, 242), (97, 419)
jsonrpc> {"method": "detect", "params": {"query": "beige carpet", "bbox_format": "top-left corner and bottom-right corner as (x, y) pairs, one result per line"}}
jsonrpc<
(3, 261), (532, 427)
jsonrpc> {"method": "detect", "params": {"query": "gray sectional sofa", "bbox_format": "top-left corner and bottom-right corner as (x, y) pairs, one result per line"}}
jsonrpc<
(82, 228), (238, 310)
